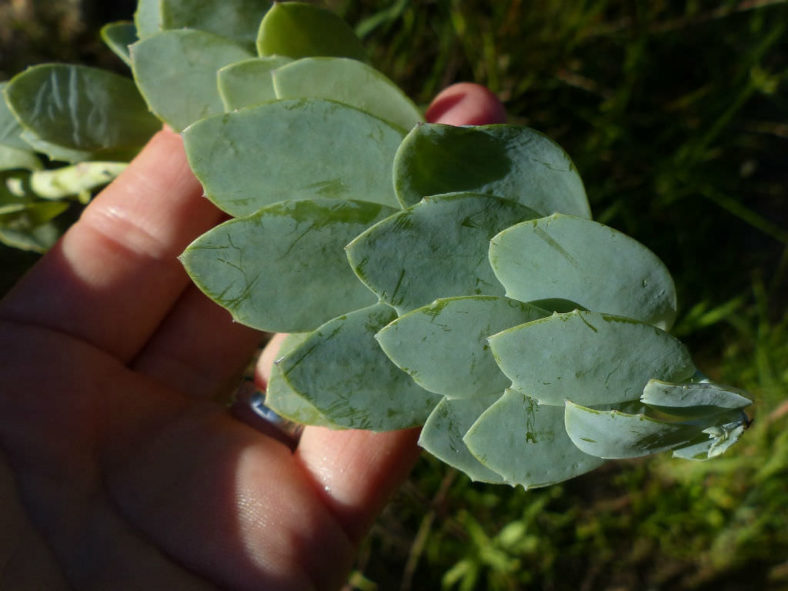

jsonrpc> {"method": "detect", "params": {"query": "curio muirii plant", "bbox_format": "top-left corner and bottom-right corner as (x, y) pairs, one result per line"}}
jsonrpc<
(0, 0), (753, 489)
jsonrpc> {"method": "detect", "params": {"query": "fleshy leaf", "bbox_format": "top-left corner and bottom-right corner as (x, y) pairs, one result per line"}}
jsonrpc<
(376, 295), (549, 398)
(489, 214), (678, 330)
(183, 98), (403, 216)
(30, 162), (126, 200)
(642, 379), (753, 411)
(101, 22), (138, 66)
(131, 30), (252, 131)
(265, 333), (339, 428)
(217, 57), (291, 111)
(0, 82), (34, 151)
(564, 400), (746, 459)
(419, 393), (506, 484)
(135, 0), (271, 51)
(4, 64), (159, 158)
(133, 0), (164, 39)
(256, 2), (366, 61)
(278, 303), (442, 431)
(464, 389), (605, 488)
(489, 310), (695, 406)
(346, 193), (538, 314)
(272, 57), (422, 130)
(393, 123), (590, 217)
(181, 199), (396, 332)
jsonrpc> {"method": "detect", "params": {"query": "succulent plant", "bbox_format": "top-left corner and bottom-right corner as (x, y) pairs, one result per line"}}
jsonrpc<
(1, 0), (752, 488)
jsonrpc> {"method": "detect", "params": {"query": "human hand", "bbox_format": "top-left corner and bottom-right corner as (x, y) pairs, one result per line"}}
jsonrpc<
(0, 83), (505, 590)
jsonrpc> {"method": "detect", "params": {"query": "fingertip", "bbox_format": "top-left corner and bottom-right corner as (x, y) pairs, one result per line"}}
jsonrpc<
(425, 82), (507, 126)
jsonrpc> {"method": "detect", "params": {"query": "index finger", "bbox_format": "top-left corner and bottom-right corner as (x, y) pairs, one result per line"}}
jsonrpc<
(0, 128), (222, 362)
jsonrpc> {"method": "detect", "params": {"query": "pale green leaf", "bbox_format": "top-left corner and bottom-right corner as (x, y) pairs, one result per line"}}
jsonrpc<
(181, 199), (396, 332)
(642, 379), (752, 411)
(133, 0), (163, 39)
(272, 57), (422, 130)
(217, 57), (291, 111)
(463, 389), (605, 488)
(183, 98), (403, 216)
(346, 193), (538, 314)
(393, 123), (590, 216)
(135, 0), (271, 50)
(0, 82), (33, 151)
(30, 162), (126, 199)
(101, 22), (138, 66)
(489, 310), (696, 406)
(418, 393), (506, 484)
(4, 64), (159, 157)
(257, 2), (366, 61)
(131, 30), (252, 131)
(278, 303), (442, 430)
(265, 333), (339, 428)
(564, 400), (746, 459)
(376, 296), (548, 398)
(489, 214), (677, 330)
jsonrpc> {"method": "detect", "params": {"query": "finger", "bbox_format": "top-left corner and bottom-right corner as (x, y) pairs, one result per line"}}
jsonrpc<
(0, 129), (221, 362)
(289, 83), (506, 542)
(425, 82), (507, 125)
(130, 285), (264, 400)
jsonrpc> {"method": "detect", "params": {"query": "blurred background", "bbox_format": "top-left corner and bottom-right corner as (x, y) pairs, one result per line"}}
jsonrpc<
(1, 1), (786, 589)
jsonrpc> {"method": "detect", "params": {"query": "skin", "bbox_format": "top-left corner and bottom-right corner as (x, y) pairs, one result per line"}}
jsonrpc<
(0, 83), (505, 590)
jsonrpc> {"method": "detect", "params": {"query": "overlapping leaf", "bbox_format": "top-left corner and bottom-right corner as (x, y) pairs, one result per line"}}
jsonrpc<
(131, 30), (252, 131)
(393, 123), (591, 217)
(217, 57), (291, 111)
(181, 199), (396, 332)
(377, 295), (548, 398)
(265, 333), (339, 428)
(564, 401), (748, 460)
(346, 193), (538, 313)
(489, 311), (696, 406)
(489, 214), (677, 329)
(278, 303), (442, 431)
(183, 98), (403, 216)
(135, 0), (271, 50)
(464, 389), (606, 488)
(272, 57), (422, 131)
(101, 22), (138, 66)
(256, 2), (366, 61)
(4, 64), (159, 161)
(419, 393), (506, 484)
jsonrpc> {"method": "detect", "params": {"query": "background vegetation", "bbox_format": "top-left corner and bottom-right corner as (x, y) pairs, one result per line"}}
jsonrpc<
(1, 1), (786, 589)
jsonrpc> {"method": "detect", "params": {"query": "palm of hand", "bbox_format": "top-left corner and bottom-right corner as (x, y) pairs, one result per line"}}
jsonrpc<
(0, 84), (504, 590)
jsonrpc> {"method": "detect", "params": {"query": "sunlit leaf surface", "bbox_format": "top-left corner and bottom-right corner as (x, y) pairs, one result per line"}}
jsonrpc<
(489, 310), (696, 406)
(464, 389), (605, 488)
(377, 296), (548, 398)
(278, 303), (441, 430)
(131, 30), (252, 131)
(183, 98), (403, 216)
(181, 199), (396, 332)
(272, 57), (422, 130)
(489, 214), (677, 329)
(347, 193), (538, 313)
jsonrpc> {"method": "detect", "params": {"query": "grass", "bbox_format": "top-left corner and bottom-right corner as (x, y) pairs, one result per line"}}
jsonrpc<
(1, 1), (787, 589)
